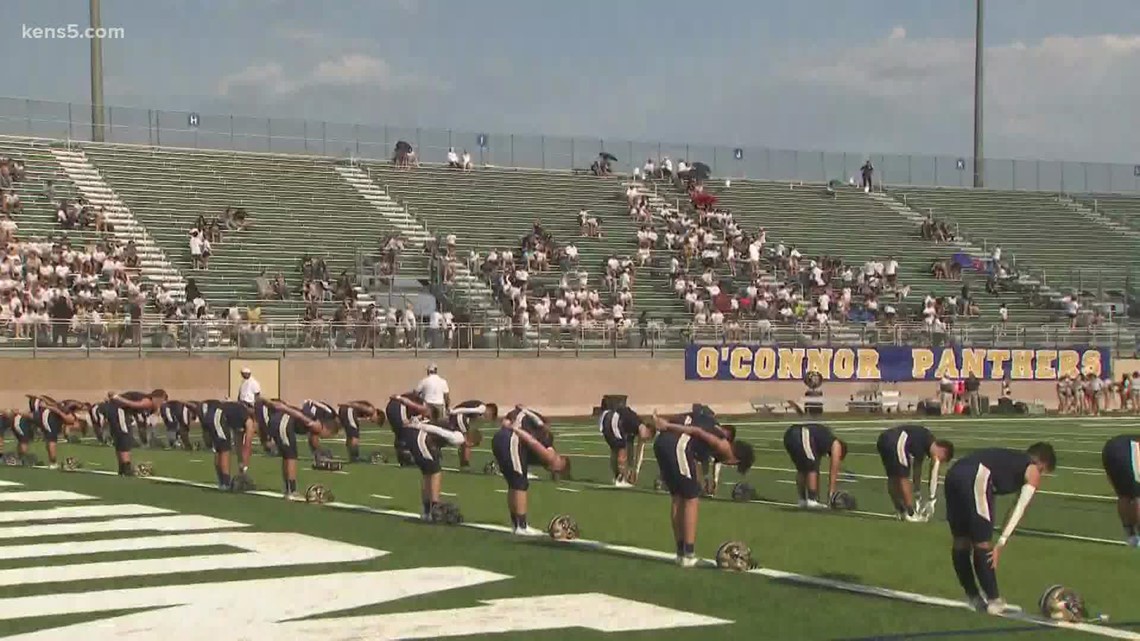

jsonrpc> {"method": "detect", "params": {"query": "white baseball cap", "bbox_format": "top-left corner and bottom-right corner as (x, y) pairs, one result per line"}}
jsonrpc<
(240, 367), (252, 375)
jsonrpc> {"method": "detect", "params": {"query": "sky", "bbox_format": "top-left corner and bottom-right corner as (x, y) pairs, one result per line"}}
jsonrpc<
(2, 0), (1139, 164)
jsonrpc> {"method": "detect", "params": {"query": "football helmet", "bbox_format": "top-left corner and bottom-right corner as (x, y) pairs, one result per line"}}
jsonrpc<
(304, 483), (335, 504)
(548, 514), (580, 541)
(429, 501), (463, 525)
(134, 462), (154, 477)
(623, 468), (638, 484)
(1039, 585), (1087, 622)
(483, 460), (499, 475)
(61, 456), (80, 472)
(230, 473), (256, 493)
(369, 451), (388, 465)
(731, 482), (758, 502)
(652, 476), (664, 491)
(829, 490), (858, 511)
(715, 540), (756, 571)
(3, 453), (20, 467)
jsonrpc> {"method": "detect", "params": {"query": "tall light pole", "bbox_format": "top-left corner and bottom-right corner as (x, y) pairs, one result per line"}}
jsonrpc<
(972, 0), (984, 188)
(90, 0), (105, 142)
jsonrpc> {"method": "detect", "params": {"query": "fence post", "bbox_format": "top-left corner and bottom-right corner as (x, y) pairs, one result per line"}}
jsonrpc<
(267, 118), (272, 152)
(511, 134), (515, 167)
(540, 135), (545, 169)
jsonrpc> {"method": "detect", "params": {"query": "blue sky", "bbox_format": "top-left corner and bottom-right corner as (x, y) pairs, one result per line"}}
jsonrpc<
(3, 0), (1139, 162)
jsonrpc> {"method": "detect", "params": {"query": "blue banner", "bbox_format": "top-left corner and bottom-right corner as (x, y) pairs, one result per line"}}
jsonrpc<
(684, 345), (1111, 382)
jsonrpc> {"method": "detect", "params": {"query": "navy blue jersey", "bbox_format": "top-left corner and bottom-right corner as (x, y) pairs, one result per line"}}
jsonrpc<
(113, 391), (153, 420)
(385, 393), (423, 431)
(598, 407), (642, 440)
(506, 406), (546, 432)
(674, 410), (723, 462)
(302, 400), (336, 422)
(883, 424), (935, 467)
(449, 400), (487, 433)
(337, 404), (368, 432)
(88, 401), (108, 430)
(253, 398), (273, 432)
(0, 413), (13, 435)
(959, 448), (1032, 495)
(160, 401), (195, 429)
(34, 407), (64, 434)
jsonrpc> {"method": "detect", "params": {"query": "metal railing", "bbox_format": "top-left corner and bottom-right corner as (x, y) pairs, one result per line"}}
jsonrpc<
(2, 96), (1140, 193)
(0, 319), (1133, 358)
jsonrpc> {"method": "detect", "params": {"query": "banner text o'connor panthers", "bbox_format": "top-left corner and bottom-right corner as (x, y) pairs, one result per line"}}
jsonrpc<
(684, 345), (1111, 382)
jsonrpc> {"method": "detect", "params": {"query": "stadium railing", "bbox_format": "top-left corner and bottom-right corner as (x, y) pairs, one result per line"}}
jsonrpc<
(2, 96), (1139, 193)
(0, 320), (1134, 357)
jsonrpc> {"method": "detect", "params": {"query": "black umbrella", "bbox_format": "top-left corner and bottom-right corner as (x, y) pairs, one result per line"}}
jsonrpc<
(395, 140), (412, 152)
(690, 162), (711, 180)
(599, 152), (617, 162)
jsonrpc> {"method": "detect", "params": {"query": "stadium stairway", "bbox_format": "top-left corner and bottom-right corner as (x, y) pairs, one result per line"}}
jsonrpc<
(334, 164), (512, 331)
(78, 144), (434, 319)
(0, 138), (90, 244)
(1062, 195), (1140, 241)
(51, 148), (187, 300)
(362, 163), (691, 324)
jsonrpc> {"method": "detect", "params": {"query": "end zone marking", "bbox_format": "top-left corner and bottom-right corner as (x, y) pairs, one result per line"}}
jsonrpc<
(370, 494), (393, 500)
(0, 480), (23, 488)
(0, 504), (172, 523)
(0, 491), (96, 503)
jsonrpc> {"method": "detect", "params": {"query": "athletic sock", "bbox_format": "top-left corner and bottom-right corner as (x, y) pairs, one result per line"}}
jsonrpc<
(422, 500), (432, 517)
(807, 490), (819, 502)
(516, 513), (528, 530)
(675, 540), (685, 556)
(1126, 526), (1135, 540)
(952, 548), (980, 599)
(972, 548), (1000, 600)
(214, 465), (224, 486)
(347, 443), (360, 461)
(220, 473), (232, 489)
(682, 543), (695, 557)
(906, 505), (916, 517)
(287, 479), (297, 494)
(118, 461), (132, 476)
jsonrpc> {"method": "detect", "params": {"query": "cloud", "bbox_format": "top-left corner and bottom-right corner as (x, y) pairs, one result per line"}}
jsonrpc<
(216, 62), (298, 97)
(217, 54), (448, 98)
(783, 32), (1140, 161)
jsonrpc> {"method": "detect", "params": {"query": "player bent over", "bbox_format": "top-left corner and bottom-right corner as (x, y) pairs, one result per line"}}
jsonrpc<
(944, 443), (1056, 614)
(199, 400), (255, 489)
(450, 400), (497, 469)
(1101, 434), (1140, 547)
(403, 413), (467, 521)
(266, 400), (337, 499)
(783, 423), (848, 509)
(876, 424), (955, 522)
(599, 405), (653, 487)
(105, 390), (168, 476)
(653, 410), (755, 567)
(386, 391), (429, 465)
(160, 400), (198, 450)
(338, 401), (380, 462)
(2, 410), (36, 460)
(493, 408), (568, 536)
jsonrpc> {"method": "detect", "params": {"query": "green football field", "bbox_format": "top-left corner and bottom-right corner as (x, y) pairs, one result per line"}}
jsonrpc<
(1, 414), (1138, 640)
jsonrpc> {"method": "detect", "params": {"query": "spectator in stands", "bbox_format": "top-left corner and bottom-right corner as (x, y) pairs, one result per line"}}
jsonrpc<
(446, 147), (461, 168)
(462, 149), (473, 172)
(0, 214), (16, 243)
(578, 208), (602, 237)
(188, 229), (207, 270)
(272, 272), (288, 300)
(123, 241), (139, 270)
(643, 158), (656, 179)
(860, 160), (874, 192)
(255, 270), (273, 299)
(660, 156), (673, 180)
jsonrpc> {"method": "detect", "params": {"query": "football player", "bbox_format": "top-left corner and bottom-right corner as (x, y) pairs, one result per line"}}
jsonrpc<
(652, 406), (755, 567)
(265, 399), (336, 499)
(598, 404), (653, 487)
(386, 391), (429, 465)
(783, 423), (848, 509)
(1101, 434), (1140, 547)
(160, 399), (198, 450)
(944, 443), (1056, 614)
(449, 400), (497, 469)
(105, 390), (168, 476)
(388, 394), (466, 520)
(876, 424), (955, 522)
(338, 400), (380, 462)
(252, 397), (276, 456)
(301, 399), (339, 457)
(27, 396), (85, 468)
(199, 400), (255, 489)
(492, 405), (568, 536)
(1, 409), (34, 460)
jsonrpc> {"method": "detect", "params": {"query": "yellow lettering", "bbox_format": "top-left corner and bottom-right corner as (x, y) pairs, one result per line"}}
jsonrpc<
(695, 347), (720, 379)
(1081, 350), (1104, 377)
(753, 348), (777, 380)
(1011, 350), (1035, 380)
(934, 349), (960, 378)
(806, 349), (833, 380)
(833, 348), (856, 379)
(911, 349), (935, 379)
(857, 348), (882, 380)
(1057, 350), (1081, 378)
(961, 348), (987, 378)
(1034, 349), (1058, 379)
(987, 349), (1011, 379)
(777, 348), (806, 380)
(729, 347), (753, 380)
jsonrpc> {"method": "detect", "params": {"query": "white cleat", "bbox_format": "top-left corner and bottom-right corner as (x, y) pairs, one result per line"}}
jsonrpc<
(904, 513), (925, 523)
(985, 599), (1021, 615)
(513, 526), (544, 537)
(1127, 535), (1140, 548)
(797, 499), (809, 508)
(678, 555), (699, 568)
(613, 479), (633, 488)
(805, 499), (828, 510)
(285, 492), (302, 502)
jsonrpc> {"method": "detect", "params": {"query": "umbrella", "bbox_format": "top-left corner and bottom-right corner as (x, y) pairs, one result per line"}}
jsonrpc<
(599, 152), (618, 162)
(690, 162), (711, 180)
(395, 140), (412, 152)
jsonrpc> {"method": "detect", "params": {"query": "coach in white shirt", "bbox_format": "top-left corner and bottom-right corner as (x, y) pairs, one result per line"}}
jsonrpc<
(238, 367), (261, 407)
(416, 363), (451, 421)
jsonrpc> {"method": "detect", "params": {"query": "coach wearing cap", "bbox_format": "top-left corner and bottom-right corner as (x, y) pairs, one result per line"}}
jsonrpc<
(238, 367), (262, 408)
(416, 364), (450, 422)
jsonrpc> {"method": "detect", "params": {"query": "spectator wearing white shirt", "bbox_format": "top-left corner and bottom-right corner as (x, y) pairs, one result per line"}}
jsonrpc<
(429, 307), (444, 348)
(189, 230), (205, 270)
(446, 147), (461, 169)
(461, 149), (472, 172)
(416, 364), (451, 421)
(999, 303), (1009, 327)
(238, 367), (262, 407)
(884, 256), (898, 286)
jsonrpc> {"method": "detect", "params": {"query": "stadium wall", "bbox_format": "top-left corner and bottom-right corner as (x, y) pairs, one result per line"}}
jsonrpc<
(0, 356), (1078, 415)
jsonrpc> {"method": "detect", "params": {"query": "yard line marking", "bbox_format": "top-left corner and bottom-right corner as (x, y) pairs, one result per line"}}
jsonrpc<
(369, 494), (393, 500)
(440, 492), (458, 497)
(1041, 490), (1116, 501)
(0, 504), (172, 523)
(0, 514), (249, 540)
(556, 487), (581, 493)
(775, 480), (796, 485)
(0, 480), (23, 488)
(0, 491), (95, 503)
(188, 459), (203, 463)
(44, 466), (1134, 638)
(495, 489), (508, 493)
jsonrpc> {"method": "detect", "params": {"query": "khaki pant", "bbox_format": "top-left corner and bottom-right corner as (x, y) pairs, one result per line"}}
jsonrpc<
(428, 404), (447, 423)
(965, 390), (981, 415)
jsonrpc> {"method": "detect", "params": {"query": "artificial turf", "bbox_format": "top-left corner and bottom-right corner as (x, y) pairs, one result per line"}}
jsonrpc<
(0, 414), (1136, 640)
